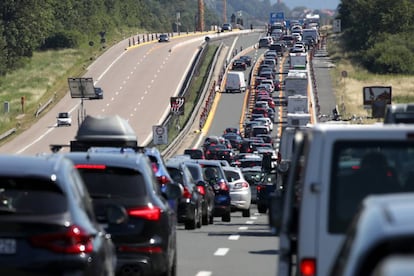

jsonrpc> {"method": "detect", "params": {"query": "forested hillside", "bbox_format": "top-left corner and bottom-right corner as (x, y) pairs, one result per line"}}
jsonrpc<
(0, 0), (221, 76)
(337, 0), (414, 74)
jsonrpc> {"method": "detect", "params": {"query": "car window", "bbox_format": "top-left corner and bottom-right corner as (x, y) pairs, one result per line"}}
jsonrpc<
(329, 141), (414, 233)
(76, 166), (147, 198)
(225, 170), (240, 182)
(0, 177), (67, 215)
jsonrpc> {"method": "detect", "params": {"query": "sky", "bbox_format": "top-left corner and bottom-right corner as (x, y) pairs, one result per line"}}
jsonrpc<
(273, 0), (340, 10)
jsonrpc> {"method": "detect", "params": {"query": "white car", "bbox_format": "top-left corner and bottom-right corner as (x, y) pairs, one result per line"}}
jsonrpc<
(253, 117), (273, 131)
(223, 166), (251, 217)
(56, 112), (72, 127)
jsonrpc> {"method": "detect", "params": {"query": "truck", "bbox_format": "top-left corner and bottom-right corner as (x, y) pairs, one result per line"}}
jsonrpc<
(225, 71), (246, 93)
(286, 112), (311, 127)
(270, 124), (414, 276)
(284, 70), (308, 97)
(289, 52), (307, 70)
(287, 95), (308, 113)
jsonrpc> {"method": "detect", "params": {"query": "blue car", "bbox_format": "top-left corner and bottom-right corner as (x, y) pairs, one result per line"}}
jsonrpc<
(185, 159), (232, 222)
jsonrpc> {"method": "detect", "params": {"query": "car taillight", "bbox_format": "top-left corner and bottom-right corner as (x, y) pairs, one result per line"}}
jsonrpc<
(234, 182), (249, 189)
(128, 204), (161, 221)
(257, 185), (265, 191)
(151, 163), (158, 174)
(158, 175), (171, 185)
(197, 186), (206, 195)
(182, 186), (192, 199)
(74, 164), (106, 170)
(218, 180), (229, 191)
(300, 258), (316, 276)
(30, 225), (93, 254)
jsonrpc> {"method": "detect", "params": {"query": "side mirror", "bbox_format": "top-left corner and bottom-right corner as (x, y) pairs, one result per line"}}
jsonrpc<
(268, 191), (283, 235)
(106, 205), (128, 224)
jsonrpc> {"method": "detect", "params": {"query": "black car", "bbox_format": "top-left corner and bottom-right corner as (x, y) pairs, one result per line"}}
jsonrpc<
(256, 170), (277, 213)
(242, 167), (264, 204)
(232, 59), (247, 71)
(239, 55), (252, 66)
(64, 150), (182, 276)
(183, 161), (215, 225)
(0, 154), (118, 275)
(166, 159), (203, 230)
(183, 148), (205, 159)
(186, 159), (232, 222)
(158, 33), (170, 42)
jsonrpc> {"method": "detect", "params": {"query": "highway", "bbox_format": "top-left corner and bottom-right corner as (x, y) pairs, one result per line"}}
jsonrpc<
(0, 30), (329, 276)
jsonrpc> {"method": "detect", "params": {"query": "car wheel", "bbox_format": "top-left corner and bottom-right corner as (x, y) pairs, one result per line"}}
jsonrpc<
(242, 208), (251, 217)
(209, 212), (214, 224)
(184, 209), (196, 230)
(222, 211), (231, 222)
(258, 204), (267, 214)
(196, 207), (202, 228)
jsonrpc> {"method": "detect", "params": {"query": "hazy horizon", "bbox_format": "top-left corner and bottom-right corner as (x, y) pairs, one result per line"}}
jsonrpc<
(273, 0), (340, 10)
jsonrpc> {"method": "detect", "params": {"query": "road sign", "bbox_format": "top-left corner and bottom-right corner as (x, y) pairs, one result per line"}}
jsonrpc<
(333, 19), (341, 33)
(270, 12), (284, 24)
(170, 97), (185, 115)
(68, 77), (96, 98)
(153, 125), (168, 145)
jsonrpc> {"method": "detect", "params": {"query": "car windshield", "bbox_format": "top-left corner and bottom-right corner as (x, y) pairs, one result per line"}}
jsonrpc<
(58, 113), (69, 118)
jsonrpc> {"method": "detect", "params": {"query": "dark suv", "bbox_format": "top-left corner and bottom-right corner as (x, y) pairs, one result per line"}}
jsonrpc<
(0, 154), (117, 275)
(64, 150), (182, 276)
(186, 159), (232, 222)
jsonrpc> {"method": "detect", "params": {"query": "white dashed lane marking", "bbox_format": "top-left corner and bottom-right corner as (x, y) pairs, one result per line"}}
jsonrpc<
(214, 248), (229, 256)
(196, 271), (212, 276)
(246, 221), (254, 224)
(228, 235), (240, 240)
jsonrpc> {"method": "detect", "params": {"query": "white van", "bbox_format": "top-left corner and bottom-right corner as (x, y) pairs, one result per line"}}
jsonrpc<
(225, 71), (246, 93)
(274, 124), (414, 276)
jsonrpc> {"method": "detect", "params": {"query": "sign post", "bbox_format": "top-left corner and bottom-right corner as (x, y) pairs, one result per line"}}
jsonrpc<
(153, 125), (168, 145)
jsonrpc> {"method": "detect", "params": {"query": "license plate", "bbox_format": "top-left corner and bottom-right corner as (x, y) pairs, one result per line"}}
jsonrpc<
(0, 239), (16, 254)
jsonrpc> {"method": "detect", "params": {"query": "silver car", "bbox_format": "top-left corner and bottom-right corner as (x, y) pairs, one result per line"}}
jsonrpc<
(223, 166), (251, 217)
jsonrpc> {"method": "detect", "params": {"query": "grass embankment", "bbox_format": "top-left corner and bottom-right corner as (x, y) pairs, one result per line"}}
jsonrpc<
(0, 28), (142, 142)
(327, 32), (414, 122)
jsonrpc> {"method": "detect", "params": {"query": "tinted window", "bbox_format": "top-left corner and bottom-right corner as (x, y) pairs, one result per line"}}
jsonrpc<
(329, 141), (414, 233)
(77, 167), (146, 198)
(184, 149), (204, 159)
(0, 177), (67, 215)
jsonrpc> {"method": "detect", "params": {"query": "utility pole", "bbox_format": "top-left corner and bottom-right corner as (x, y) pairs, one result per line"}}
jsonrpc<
(223, 0), (227, 23)
(198, 0), (204, 31)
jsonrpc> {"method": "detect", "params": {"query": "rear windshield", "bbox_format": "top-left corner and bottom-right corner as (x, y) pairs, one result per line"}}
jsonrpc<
(77, 166), (146, 198)
(329, 141), (414, 233)
(0, 177), (67, 215)
(184, 149), (203, 159)
(224, 170), (241, 182)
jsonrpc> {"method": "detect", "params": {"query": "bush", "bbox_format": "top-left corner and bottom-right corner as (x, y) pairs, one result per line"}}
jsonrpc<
(41, 31), (82, 50)
(362, 34), (414, 74)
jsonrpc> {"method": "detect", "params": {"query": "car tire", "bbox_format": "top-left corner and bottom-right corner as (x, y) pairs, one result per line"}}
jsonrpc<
(242, 208), (251, 217)
(184, 209), (196, 230)
(222, 211), (231, 222)
(196, 208), (202, 228)
(258, 204), (267, 214)
(209, 213), (214, 224)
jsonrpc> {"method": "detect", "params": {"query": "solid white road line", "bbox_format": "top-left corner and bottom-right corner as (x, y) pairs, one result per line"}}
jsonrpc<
(214, 248), (229, 256)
